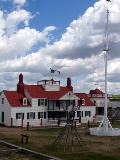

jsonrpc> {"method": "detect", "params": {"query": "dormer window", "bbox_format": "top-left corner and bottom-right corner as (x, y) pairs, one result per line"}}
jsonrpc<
(23, 98), (27, 106)
(2, 98), (4, 104)
(78, 98), (85, 106)
(81, 98), (85, 105)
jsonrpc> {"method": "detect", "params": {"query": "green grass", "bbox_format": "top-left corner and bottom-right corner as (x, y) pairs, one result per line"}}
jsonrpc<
(58, 153), (120, 160)
(1, 124), (120, 160)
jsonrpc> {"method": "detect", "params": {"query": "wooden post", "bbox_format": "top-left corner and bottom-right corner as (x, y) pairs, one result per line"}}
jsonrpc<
(58, 118), (60, 127)
(27, 122), (29, 131)
(40, 119), (42, 128)
(88, 120), (90, 128)
(21, 118), (23, 128)
(21, 134), (29, 144)
(11, 118), (13, 128)
(21, 135), (24, 144)
(75, 121), (76, 128)
(26, 136), (28, 144)
(93, 115), (95, 123)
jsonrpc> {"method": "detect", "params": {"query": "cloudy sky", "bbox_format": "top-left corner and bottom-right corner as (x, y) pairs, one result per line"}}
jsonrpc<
(0, 0), (120, 94)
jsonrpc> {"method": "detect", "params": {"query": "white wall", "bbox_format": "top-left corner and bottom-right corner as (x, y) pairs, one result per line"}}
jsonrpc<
(0, 92), (11, 126)
(74, 106), (96, 123)
(90, 97), (110, 107)
(11, 105), (47, 127)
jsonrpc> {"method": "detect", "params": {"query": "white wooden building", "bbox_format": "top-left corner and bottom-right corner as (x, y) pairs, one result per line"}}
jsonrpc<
(0, 74), (96, 127)
(88, 88), (112, 122)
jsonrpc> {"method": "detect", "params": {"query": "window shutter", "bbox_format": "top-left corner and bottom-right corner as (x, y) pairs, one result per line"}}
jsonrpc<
(27, 113), (29, 119)
(22, 113), (24, 119)
(33, 112), (35, 119)
(45, 99), (47, 106)
(85, 111), (87, 117)
(38, 112), (40, 119)
(16, 113), (18, 119)
(82, 111), (83, 117)
(44, 112), (46, 119)
(89, 111), (91, 117)
(38, 99), (40, 106)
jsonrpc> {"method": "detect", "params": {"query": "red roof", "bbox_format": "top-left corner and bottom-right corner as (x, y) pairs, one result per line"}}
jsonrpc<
(75, 93), (95, 106)
(4, 91), (31, 107)
(25, 85), (71, 100)
(89, 88), (104, 95)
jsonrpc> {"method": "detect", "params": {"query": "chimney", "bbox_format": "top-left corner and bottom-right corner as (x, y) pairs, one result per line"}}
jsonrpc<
(67, 77), (73, 92)
(17, 73), (24, 94)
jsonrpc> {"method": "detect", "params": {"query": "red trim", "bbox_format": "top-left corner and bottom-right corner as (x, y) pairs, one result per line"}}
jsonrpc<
(75, 93), (95, 106)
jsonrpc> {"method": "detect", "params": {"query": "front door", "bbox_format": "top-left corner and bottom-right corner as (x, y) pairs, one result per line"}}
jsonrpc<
(2, 112), (4, 123)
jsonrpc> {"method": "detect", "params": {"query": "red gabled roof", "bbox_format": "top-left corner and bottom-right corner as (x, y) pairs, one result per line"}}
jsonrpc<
(25, 85), (71, 100)
(75, 93), (95, 106)
(89, 88), (104, 95)
(4, 91), (31, 107)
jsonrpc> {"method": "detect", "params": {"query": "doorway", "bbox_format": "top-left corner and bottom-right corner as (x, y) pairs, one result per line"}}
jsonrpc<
(2, 112), (4, 123)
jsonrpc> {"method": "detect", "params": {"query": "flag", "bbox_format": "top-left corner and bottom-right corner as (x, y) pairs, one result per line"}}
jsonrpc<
(50, 68), (55, 73)
(57, 71), (60, 74)
(50, 68), (60, 74)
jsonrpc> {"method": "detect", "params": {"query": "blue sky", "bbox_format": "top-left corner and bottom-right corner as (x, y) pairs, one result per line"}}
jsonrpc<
(0, 0), (120, 94)
(1, 0), (96, 37)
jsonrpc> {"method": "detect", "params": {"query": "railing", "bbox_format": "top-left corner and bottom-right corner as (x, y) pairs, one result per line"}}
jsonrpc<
(88, 94), (112, 98)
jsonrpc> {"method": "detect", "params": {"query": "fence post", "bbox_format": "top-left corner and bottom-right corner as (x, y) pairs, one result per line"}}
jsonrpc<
(21, 118), (23, 128)
(40, 118), (42, 128)
(11, 118), (13, 127)
(27, 122), (29, 131)
(88, 120), (90, 128)
(58, 118), (60, 127)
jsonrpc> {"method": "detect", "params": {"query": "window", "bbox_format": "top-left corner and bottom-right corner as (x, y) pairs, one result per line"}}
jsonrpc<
(56, 100), (60, 106)
(23, 98), (27, 105)
(16, 113), (24, 119)
(2, 98), (4, 104)
(78, 98), (85, 106)
(38, 112), (43, 119)
(38, 99), (48, 106)
(27, 112), (35, 119)
(85, 111), (91, 117)
(77, 111), (81, 118)
(81, 99), (85, 105)
(94, 100), (96, 105)
(70, 100), (75, 106)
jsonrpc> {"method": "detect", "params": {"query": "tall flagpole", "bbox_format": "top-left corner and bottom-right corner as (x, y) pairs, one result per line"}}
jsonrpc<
(98, 0), (113, 133)
(90, 0), (120, 136)
(104, 8), (110, 126)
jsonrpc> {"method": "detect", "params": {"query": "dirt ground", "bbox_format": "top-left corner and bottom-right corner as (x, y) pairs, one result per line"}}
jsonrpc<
(0, 122), (120, 160)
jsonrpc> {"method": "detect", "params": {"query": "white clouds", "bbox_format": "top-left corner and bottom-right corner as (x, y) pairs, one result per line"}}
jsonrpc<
(0, 8), (56, 60)
(0, 26), (56, 60)
(6, 9), (32, 34)
(0, 0), (120, 94)
(13, 0), (26, 7)
(0, 9), (32, 35)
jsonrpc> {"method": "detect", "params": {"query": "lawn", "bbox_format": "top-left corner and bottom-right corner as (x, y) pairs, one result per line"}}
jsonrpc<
(0, 122), (120, 160)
